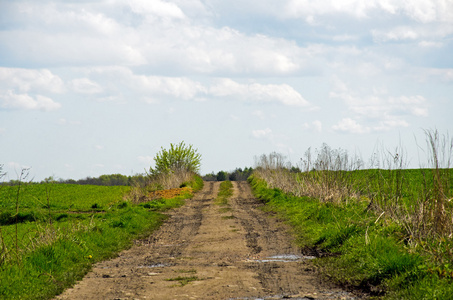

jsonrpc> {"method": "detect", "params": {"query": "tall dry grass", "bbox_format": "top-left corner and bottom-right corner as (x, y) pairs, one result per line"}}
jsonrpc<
(254, 145), (363, 203)
(127, 170), (195, 203)
(253, 130), (453, 246)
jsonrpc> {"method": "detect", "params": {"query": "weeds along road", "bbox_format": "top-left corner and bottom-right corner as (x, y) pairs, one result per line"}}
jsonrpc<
(56, 181), (362, 300)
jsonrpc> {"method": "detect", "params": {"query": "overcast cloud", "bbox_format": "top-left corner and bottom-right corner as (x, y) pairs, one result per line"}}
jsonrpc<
(0, 0), (451, 180)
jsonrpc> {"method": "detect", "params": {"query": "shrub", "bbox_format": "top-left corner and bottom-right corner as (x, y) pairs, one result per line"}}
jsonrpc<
(150, 141), (201, 175)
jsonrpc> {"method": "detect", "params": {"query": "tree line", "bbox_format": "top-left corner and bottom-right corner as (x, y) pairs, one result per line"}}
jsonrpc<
(203, 167), (254, 181)
(2, 174), (148, 187)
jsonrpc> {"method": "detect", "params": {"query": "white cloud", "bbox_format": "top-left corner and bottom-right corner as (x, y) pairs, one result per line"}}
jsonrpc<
(0, 2), (146, 67)
(0, 2), (315, 76)
(0, 128), (6, 135)
(128, 0), (186, 20)
(312, 120), (323, 133)
(418, 40), (443, 48)
(0, 90), (61, 111)
(284, 0), (377, 19)
(0, 67), (65, 94)
(423, 68), (453, 82)
(135, 75), (207, 101)
(373, 118), (409, 131)
(330, 79), (428, 127)
(283, 0), (453, 23)
(372, 26), (419, 42)
(0, 67), (63, 111)
(139, 25), (306, 75)
(302, 120), (323, 133)
(69, 78), (103, 94)
(84, 66), (312, 106)
(332, 118), (370, 134)
(252, 128), (273, 139)
(210, 78), (311, 107)
(86, 66), (207, 102)
(388, 95), (428, 116)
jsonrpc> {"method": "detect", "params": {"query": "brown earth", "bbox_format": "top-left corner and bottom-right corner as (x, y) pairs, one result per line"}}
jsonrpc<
(148, 187), (193, 200)
(56, 181), (365, 300)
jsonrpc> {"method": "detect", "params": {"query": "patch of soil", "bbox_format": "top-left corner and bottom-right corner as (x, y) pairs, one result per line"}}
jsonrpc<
(56, 181), (366, 300)
(148, 187), (193, 200)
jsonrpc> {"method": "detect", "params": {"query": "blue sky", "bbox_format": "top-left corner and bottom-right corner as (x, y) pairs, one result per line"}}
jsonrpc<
(0, 0), (452, 181)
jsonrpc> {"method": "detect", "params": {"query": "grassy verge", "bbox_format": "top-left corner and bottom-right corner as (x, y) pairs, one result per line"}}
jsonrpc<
(248, 175), (453, 299)
(0, 176), (203, 300)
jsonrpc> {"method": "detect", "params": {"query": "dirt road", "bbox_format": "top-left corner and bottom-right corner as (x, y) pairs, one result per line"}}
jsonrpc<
(57, 181), (362, 300)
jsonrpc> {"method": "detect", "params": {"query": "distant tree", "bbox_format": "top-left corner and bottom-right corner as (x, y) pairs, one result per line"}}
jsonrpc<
(150, 141), (201, 175)
(203, 172), (217, 181)
(290, 166), (301, 173)
(216, 171), (227, 181)
(229, 167), (254, 181)
(98, 174), (129, 186)
(58, 174), (132, 186)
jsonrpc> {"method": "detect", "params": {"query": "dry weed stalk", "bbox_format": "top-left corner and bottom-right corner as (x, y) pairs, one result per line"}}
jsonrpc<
(0, 227), (9, 266)
(254, 147), (363, 204)
(127, 170), (195, 204)
(255, 131), (452, 248)
(382, 130), (453, 246)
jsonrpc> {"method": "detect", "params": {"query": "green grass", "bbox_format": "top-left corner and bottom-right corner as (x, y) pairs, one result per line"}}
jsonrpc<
(348, 168), (453, 203)
(0, 176), (203, 299)
(0, 184), (130, 212)
(215, 180), (233, 206)
(248, 174), (453, 299)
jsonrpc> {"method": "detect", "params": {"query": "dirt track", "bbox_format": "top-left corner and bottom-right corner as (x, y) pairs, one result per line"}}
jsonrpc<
(56, 181), (362, 300)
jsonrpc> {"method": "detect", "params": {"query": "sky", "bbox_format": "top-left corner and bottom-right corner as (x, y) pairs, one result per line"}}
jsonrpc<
(0, 0), (452, 181)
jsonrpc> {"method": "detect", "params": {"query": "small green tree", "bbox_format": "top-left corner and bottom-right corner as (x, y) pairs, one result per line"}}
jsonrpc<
(150, 142), (201, 175)
(217, 171), (227, 181)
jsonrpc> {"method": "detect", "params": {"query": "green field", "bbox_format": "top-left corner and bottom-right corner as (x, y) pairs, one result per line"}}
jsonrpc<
(0, 183), (131, 211)
(0, 177), (203, 300)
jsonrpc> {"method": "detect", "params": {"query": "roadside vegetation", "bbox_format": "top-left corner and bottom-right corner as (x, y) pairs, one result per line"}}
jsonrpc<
(127, 141), (203, 203)
(249, 129), (453, 299)
(0, 142), (203, 299)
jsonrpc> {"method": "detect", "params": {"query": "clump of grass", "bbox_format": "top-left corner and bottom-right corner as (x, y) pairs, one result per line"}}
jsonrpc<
(218, 207), (232, 213)
(166, 275), (200, 286)
(215, 180), (233, 206)
(175, 268), (197, 274)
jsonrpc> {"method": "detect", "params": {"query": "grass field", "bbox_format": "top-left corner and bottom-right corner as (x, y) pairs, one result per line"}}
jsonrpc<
(0, 176), (203, 299)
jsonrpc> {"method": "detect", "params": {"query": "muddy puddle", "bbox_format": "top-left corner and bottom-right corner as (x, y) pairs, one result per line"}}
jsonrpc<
(245, 254), (316, 263)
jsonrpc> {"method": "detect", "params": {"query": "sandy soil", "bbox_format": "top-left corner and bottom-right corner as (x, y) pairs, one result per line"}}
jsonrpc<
(56, 181), (364, 300)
